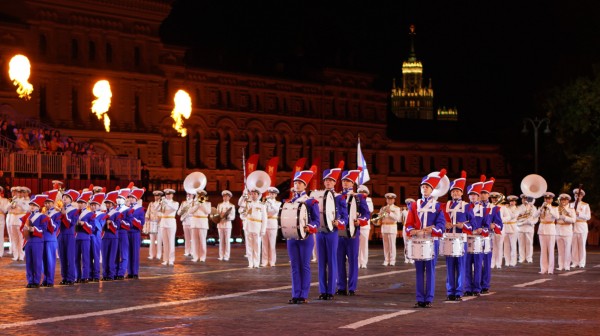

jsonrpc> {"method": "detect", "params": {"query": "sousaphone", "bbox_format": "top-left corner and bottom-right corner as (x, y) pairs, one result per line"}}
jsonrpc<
(520, 174), (547, 199)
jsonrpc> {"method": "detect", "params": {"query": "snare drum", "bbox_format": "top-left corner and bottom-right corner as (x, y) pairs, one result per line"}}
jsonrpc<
(279, 202), (308, 240)
(482, 236), (492, 254)
(439, 233), (466, 257)
(467, 236), (483, 254)
(407, 238), (434, 261)
(338, 194), (357, 238)
(310, 190), (336, 232)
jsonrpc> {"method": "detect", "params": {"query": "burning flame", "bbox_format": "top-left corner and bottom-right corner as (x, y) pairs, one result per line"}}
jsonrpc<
(8, 54), (33, 99)
(171, 89), (192, 137)
(91, 80), (112, 132)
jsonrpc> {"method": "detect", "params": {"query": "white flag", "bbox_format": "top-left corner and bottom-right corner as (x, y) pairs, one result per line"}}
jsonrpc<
(357, 138), (370, 185)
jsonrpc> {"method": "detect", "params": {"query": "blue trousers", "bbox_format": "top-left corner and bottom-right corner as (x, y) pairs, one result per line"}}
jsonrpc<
(337, 232), (360, 291)
(76, 239), (90, 280)
(116, 230), (129, 277)
(464, 253), (483, 293)
(128, 231), (141, 276)
(58, 233), (76, 282)
(445, 245), (466, 296)
(102, 237), (118, 279)
(481, 252), (492, 289)
(317, 231), (338, 295)
(42, 240), (58, 285)
(25, 242), (44, 285)
(90, 233), (102, 279)
(287, 234), (314, 299)
(414, 240), (439, 302)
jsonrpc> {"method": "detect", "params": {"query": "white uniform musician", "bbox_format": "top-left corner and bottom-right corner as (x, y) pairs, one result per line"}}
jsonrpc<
(379, 193), (401, 266)
(502, 195), (520, 267)
(244, 188), (267, 268)
(489, 192), (512, 269)
(8, 187), (29, 261)
(217, 190), (236, 261)
(0, 187), (9, 258)
(144, 191), (163, 260)
(262, 187), (281, 267)
(178, 193), (194, 257)
(556, 194), (576, 271)
(402, 198), (415, 264)
(516, 194), (539, 263)
(570, 188), (591, 268)
(238, 190), (251, 258)
(187, 190), (211, 262)
(537, 192), (559, 274)
(158, 189), (179, 266)
(357, 185), (374, 268)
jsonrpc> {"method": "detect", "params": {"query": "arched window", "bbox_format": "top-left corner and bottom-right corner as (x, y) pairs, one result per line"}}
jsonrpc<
(39, 34), (47, 56)
(194, 131), (202, 168)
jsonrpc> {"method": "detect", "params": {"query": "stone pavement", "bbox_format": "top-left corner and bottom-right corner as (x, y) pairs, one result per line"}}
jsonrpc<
(0, 243), (599, 335)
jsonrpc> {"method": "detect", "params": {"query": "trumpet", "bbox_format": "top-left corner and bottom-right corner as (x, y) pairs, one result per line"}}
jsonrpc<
(517, 207), (532, 221)
(558, 205), (569, 217)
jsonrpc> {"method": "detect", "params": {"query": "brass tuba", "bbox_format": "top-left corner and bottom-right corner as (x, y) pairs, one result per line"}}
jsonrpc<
(184, 171), (207, 195)
(520, 174), (547, 199)
(246, 170), (271, 194)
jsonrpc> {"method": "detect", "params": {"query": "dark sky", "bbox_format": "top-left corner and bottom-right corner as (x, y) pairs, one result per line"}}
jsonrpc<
(160, 0), (600, 135)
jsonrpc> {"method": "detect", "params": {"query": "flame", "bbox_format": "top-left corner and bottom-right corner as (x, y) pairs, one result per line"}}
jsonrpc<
(171, 89), (192, 137)
(91, 80), (112, 132)
(8, 54), (34, 99)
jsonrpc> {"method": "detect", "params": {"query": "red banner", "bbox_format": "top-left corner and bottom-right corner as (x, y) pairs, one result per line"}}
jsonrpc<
(309, 157), (321, 191)
(288, 157), (307, 199)
(335, 160), (345, 193)
(263, 157), (279, 199)
(245, 154), (260, 177)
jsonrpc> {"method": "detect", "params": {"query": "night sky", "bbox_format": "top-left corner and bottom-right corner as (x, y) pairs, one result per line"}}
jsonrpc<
(160, 0), (600, 140)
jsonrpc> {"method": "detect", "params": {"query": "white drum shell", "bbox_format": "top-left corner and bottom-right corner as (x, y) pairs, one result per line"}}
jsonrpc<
(407, 238), (434, 261)
(439, 234), (465, 257)
(482, 236), (492, 254)
(339, 194), (357, 238)
(467, 236), (484, 254)
(280, 202), (308, 240)
(311, 190), (336, 232)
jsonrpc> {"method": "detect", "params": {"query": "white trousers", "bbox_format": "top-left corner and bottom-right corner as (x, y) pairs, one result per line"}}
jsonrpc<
(518, 231), (534, 262)
(156, 229), (163, 260)
(261, 228), (277, 266)
(0, 216), (5, 257)
(218, 228), (231, 260)
(491, 233), (504, 268)
(538, 234), (555, 274)
(190, 228), (207, 262)
(244, 229), (250, 257)
(571, 232), (588, 267)
(161, 226), (177, 264)
(358, 228), (370, 267)
(382, 233), (396, 265)
(556, 234), (572, 270)
(183, 225), (192, 256)
(503, 232), (518, 266)
(246, 232), (261, 267)
(312, 234), (317, 261)
(8, 225), (24, 260)
(148, 233), (158, 259)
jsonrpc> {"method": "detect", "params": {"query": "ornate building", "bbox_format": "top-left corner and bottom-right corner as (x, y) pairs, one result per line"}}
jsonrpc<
(0, 1), (512, 203)
(390, 25), (434, 120)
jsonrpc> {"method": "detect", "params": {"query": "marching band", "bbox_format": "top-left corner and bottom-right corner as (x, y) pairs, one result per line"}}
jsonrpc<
(0, 168), (594, 312)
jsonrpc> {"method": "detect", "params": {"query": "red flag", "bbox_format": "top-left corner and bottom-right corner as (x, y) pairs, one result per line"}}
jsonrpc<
(263, 157), (279, 199)
(335, 160), (345, 193)
(289, 157), (307, 199)
(309, 157), (321, 191)
(245, 154), (260, 177)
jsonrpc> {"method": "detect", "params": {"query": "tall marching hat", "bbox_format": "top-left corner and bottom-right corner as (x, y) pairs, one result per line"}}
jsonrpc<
(221, 190), (232, 197)
(63, 189), (80, 201)
(104, 190), (119, 204)
(421, 168), (447, 189)
(117, 182), (134, 199)
(481, 177), (495, 194)
(128, 187), (145, 200)
(77, 190), (93, 203)
(449, 171), (467, 192)
(90, 193), (105, 205)
(466, 175), (486, 196)
(45, 190), (59, 203)
(29, 194), (48, 209)
(341, 170), (360, 184)
(322, 168), (342, 182)
(293, 170), (314, 186)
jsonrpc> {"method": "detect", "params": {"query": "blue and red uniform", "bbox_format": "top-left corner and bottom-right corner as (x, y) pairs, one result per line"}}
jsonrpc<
(464, 201), (486, 295)
(59, 203), (80, 284)
(22, 211), (48, 287)
(481, 201), (503, 291)
(90, 209), (106, 280)
(444, 200), (474, 299)
(43, 207), (61, 286)
(75, 209), (94, 281)
(116, 203), (130, 278)
(126, 203), (145, 278)
(102, 206), (121, 280)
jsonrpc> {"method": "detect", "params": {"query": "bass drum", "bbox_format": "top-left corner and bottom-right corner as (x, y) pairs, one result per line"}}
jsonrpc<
(339, 194), (357, 238)
(310, 190), (336, 232)
(279, 202), (308, 240)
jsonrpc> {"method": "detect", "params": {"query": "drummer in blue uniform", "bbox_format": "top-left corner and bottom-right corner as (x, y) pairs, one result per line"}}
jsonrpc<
(404, 169), (447, 308)
(286, 170), (320, 304)
(75, 190), (94, 283)
(315, 168), (348, 300)
(42, 190), (61, 287)
(337, 169), (370, 296)
(22, 194), (49, 288)
(126, 186), (145, 279)
(463, 177), (486, 296)
(59, 189), (80, 285)
(115, 186), (132, 280)
(443, 171), (474, 301)
(89, 192), (106, 282)
(480, 177), (503, 294)
(102, 190), (121, 281)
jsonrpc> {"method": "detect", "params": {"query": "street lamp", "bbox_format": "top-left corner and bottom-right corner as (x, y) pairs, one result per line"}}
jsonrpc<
(522, 117), (551, 173)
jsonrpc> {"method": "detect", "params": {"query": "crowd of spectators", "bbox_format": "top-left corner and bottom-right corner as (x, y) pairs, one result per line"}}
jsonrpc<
(0, 117), (95, 154)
